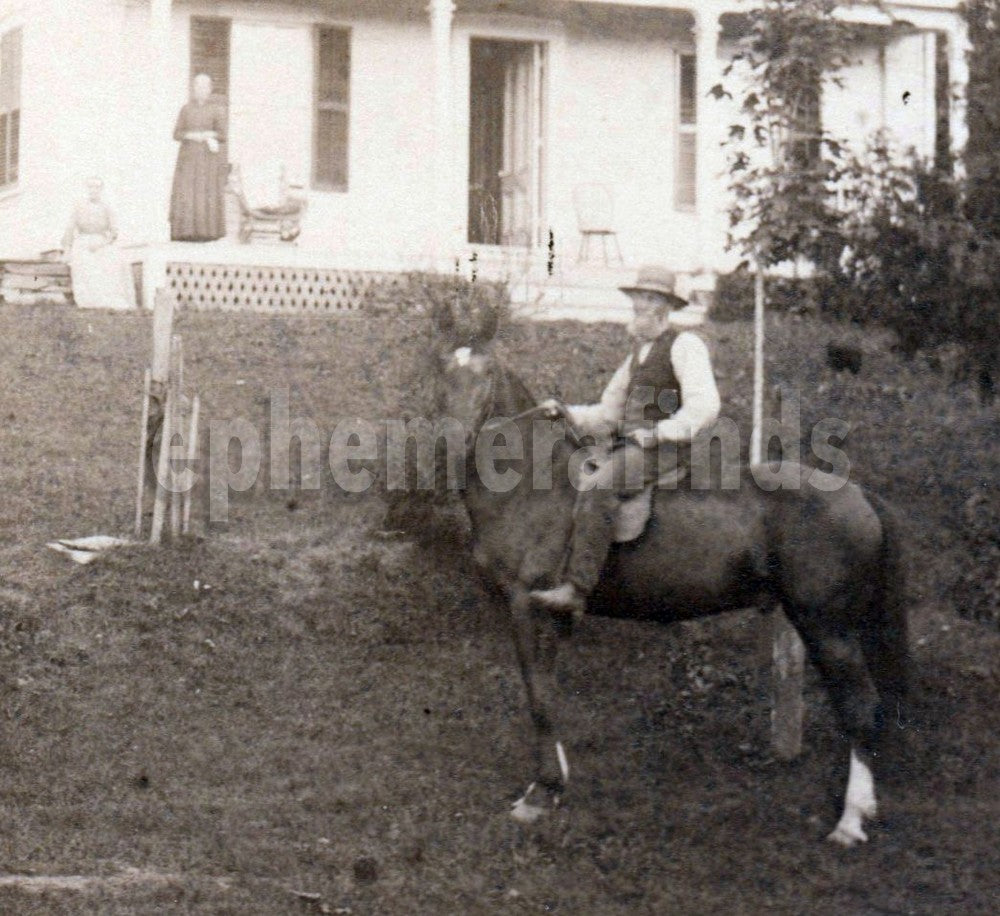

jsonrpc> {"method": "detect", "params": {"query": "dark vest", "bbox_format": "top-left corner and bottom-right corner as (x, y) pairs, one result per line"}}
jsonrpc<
(622, 330), (682, 435)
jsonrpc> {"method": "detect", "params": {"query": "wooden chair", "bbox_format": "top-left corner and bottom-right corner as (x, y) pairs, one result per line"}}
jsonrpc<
(573, 183), (624, 264)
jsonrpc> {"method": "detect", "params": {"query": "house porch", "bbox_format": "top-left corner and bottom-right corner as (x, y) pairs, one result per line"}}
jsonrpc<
(134, 239), (710, 324)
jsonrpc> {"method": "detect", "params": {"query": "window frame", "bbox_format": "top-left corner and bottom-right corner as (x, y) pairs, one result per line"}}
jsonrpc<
(785, 79), (823, 172)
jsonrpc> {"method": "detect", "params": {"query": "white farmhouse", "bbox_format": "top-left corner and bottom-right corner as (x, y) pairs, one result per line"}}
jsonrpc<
(0, 0), (969, 318)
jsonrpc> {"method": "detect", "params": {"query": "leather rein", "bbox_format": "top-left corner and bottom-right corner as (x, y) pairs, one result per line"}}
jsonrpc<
(478, 372), (585, 449)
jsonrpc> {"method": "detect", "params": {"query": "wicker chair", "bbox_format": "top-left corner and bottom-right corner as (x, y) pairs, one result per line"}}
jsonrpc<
(229, 163), (307, 244)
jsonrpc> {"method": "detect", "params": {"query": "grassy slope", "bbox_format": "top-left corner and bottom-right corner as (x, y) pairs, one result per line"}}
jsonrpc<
(0, 302), (997, 914)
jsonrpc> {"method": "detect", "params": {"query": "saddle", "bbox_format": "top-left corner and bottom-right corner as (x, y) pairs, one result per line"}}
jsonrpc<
(613, 464), (688, 542)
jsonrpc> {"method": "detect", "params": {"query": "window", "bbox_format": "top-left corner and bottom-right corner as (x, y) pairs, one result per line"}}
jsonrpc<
(934, 31), (950, 171)
(786, 79), (822, 171)
(0, 27), (22, 188)
(314, 26), (350, 191)
(190, 17), (231, 99)
(675, 52), (696, 210)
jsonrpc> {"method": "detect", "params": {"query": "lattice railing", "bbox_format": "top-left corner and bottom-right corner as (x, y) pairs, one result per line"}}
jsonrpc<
(164, 263), (402, 313)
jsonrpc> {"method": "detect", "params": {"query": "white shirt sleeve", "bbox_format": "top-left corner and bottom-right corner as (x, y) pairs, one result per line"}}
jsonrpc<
(564, 355), (633, 437)
(654, 332), (721, 443)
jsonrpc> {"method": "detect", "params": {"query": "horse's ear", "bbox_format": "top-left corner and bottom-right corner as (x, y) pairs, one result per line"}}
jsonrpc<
(431, 300), (456, 336)
(472, 306), (499, 350)
(430, 301), (457, 361)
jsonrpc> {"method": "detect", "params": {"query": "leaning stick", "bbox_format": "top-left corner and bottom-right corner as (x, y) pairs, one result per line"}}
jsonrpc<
(169, 335), (183, 540)
(182, 394), (200, 535)
(134, 368), (152, 537)
(150, 387), (172, 545)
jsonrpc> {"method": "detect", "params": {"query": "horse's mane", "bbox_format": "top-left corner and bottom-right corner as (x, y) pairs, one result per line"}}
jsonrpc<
(486, 359), (581, 486)
(493, 361), (538, 418)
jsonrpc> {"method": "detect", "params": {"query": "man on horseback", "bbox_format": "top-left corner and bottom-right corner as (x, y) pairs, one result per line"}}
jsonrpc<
(531, 264), (721, 617)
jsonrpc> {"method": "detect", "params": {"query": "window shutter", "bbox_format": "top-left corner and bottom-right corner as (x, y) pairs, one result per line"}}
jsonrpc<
(314, 27), (350, 190)
(676, 133), (696, 209)
(0, 113), (7, 186)
(190, 17), (230, 98)
(679, 53), (696, 125)
(0, 27), (22, 186)
(7, 108), (17, 183)
(675, 52), (697, 210)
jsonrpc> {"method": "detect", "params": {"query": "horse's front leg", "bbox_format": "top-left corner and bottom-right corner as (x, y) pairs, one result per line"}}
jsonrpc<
(508, 586), (570, 823)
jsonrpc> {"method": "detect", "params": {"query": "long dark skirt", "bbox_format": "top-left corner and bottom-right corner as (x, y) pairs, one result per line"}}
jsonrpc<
(170, 141), (226, 242)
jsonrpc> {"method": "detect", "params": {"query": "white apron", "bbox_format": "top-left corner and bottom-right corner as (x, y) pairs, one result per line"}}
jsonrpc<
(70, 233), (136, 311)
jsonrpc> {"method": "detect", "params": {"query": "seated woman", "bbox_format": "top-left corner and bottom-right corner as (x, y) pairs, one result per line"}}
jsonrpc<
(61, 177), (136, 311)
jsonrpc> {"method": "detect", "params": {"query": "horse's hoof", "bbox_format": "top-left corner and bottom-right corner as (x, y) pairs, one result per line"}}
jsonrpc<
(510, 796), (548, 824)
(826, 823), (869, 847)
(509, 782), (556, 824)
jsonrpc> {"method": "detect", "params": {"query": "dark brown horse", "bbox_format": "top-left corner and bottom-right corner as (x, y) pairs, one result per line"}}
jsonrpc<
(436, 324), (908, 848)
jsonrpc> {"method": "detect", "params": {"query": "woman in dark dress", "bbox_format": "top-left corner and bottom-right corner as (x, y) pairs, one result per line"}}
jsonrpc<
(170, 73), (227, 241)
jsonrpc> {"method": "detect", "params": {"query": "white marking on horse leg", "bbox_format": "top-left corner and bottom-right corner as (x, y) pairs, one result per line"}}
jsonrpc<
(828, 748), (877, 847)
(556, 741), (570, 784)
(510, 782), (547, 824)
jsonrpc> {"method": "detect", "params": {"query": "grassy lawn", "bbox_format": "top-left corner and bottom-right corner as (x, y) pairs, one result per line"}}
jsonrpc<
(0, 301), (997, 914)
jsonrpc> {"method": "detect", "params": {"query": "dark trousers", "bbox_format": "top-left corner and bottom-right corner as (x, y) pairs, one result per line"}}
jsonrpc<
(565, 441), (676, 593)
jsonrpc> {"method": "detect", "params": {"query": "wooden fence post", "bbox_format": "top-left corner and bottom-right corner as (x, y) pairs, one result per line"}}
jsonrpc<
(149, 289), (176, 544)
(752, 261), (806, 760)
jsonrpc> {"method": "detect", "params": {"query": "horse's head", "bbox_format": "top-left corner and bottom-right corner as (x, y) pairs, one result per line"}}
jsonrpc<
(432, 301), (501, 451)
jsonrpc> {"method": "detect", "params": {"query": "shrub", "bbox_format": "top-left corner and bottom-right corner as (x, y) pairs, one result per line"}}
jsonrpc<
(711, 269), (820, 322)
(954, 489), (1000, 629)
(362, 272), (511, 539)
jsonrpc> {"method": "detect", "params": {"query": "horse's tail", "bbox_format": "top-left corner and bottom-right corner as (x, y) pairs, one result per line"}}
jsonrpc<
(863, 493), (910, 743)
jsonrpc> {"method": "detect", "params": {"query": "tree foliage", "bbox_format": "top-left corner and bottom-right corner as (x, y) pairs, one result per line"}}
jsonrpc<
(722, 0), (999, 404)
(722, 0), (1000, 626)
(719, 0), (858, 274)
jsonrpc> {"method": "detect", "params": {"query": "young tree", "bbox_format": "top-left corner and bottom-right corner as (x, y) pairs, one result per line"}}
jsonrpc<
(718, 0), (858, 278)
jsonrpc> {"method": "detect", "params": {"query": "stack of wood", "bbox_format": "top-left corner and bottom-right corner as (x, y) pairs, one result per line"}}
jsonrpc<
(135, 289), (202, 543)
(0, 257), (73, 304)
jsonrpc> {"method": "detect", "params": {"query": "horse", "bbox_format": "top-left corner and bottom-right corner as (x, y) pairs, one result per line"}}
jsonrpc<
(433, 314), (908, 848)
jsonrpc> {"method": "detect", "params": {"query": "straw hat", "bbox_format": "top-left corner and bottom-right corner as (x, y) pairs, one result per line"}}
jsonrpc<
(619, 264), (687, 307)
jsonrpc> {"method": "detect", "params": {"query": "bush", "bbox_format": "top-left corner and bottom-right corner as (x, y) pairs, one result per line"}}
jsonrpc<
(363, 270), (509, 337)
(711, 269), (820, 322)
(955, 489), (1000, 628)
(362, 272), (511, 538)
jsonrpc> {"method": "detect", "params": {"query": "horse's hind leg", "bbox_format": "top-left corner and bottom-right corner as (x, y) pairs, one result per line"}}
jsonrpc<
(508, 587), (569, 823)
(789, 618), (881, 846)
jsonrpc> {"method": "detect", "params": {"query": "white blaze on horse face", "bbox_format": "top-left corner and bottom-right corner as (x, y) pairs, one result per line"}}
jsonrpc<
(828, 748), (877, 847)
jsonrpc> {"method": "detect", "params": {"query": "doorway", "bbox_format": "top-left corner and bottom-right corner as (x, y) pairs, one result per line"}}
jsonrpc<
(468, 39), (546, 247)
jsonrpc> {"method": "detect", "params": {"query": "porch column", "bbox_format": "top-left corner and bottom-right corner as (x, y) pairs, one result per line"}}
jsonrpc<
(693, 5), (725, 278)
(429, 0), (457, 268)
(947, 18), (970, 174)
(144, 0), (173, 308)
(150, 0), (173, 242)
